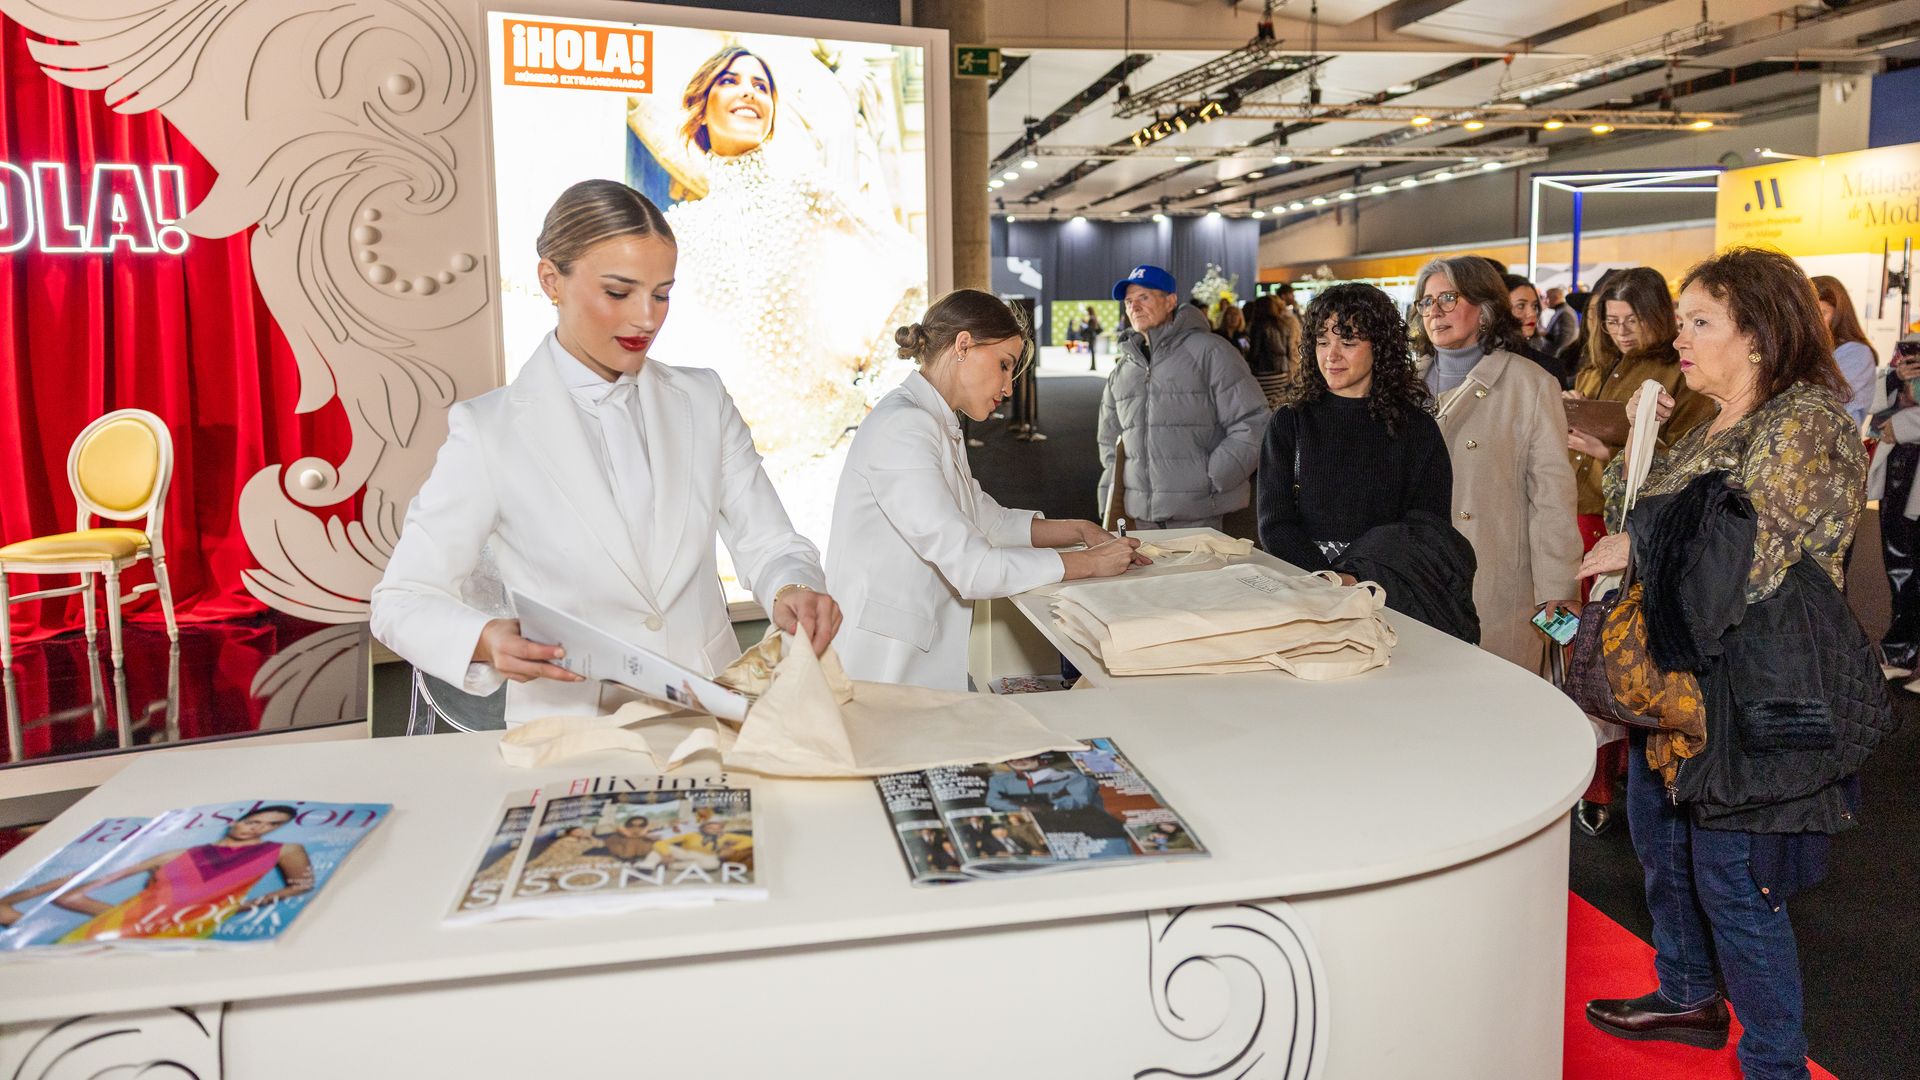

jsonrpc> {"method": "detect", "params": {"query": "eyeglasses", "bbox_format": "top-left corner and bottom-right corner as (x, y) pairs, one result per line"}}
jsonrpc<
(1602, 315), (1641, 333)
(1413, 291), (1461, 316)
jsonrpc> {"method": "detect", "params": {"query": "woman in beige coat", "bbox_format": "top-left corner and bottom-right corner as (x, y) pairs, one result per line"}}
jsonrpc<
(1412, 256), (1581, 675)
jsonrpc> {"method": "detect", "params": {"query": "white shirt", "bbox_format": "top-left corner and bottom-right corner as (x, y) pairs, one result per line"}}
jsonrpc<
(554, 347), (653, 570)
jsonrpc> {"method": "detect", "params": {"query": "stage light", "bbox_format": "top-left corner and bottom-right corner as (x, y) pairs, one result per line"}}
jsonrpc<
(1002, 170), (1019, 181)
(1400, 178), (1417, 188)
(1021, 157), (1039, 169)
(1464, 119), (1485, 131)
(1119, 210), (1131, 217)
(1006, 215), (1016, 222)
(1329, 147), (1346, 156)
(1310, 196), (1327, 205)
(1205, 209), (1222, 219)
(1152, 212), (1168, 222)
(1591, 123), (1614, 134)
(1338, 192), (1355, 201)
(1272, 204), (1287, 213)
(1690, 120), (1714, 130)
(1273, 154), (1293, 164)
(1411, 115), (1433, 126)
(1289, 201), (1305, 210)
(1071, 215), (1086, 223)
(1250, 209), (1265, 218)
(988, 179), (1004, 189)
(1248, 171), (1265, 179)
(1481, 161), (1503, 171)
(1434, 171), (1454, 181)
(1175, 155), (1193, 162)
(1543, 118), (1566, 130)
(1371, 183), (1388, 193)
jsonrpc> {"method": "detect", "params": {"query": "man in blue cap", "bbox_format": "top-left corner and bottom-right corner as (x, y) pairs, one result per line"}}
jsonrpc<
(1097, 264), (1267, 533)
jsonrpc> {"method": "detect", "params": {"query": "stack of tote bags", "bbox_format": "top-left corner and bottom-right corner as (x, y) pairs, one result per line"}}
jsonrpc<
(1050, 563), (1396, 679)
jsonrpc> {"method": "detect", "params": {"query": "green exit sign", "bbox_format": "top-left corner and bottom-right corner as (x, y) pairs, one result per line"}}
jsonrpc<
(955, 45), (1001, 79)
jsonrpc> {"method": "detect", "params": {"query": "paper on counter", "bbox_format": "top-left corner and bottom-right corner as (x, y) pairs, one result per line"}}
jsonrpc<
(500, 626), (1083, 778)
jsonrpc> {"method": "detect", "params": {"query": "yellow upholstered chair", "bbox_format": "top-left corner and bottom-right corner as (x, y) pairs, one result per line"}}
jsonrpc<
(0, 409), (179, 669)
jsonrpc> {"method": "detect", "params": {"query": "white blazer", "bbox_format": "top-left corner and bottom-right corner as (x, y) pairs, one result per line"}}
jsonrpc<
(371, 334), (825, 725)
(826, 372), (1063, 690)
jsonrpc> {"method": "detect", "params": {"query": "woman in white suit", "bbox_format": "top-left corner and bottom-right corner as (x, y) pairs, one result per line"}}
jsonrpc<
(371, 180), (841, 726)
(827, 290), (1143, 690)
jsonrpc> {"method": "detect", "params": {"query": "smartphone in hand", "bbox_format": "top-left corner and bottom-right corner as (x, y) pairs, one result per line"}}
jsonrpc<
(1532, 605), (1580, 646)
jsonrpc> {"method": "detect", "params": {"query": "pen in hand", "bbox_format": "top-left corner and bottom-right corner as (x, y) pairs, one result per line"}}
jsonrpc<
(1118, 517), (1127, 540)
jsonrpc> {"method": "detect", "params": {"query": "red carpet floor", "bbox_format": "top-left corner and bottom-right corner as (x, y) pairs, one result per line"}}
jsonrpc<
(1565, 893), (1837, 1079)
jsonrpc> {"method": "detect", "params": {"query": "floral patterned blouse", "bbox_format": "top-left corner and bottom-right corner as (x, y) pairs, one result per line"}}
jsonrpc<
(1604, 381), (1866, 602)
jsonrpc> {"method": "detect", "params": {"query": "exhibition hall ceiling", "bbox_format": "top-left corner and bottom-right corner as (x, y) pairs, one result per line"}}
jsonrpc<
(986, 0), (1919, 218)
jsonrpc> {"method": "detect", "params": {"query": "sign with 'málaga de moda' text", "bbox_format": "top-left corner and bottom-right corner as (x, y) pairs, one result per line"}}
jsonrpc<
(0, 162), (191, 255)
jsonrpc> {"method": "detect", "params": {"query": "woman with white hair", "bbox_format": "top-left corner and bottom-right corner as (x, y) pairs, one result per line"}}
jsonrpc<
(1412, 256), (1581, 675)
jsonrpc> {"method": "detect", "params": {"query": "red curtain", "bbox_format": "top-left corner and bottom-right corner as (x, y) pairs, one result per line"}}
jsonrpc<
(0, 17), (353, 645)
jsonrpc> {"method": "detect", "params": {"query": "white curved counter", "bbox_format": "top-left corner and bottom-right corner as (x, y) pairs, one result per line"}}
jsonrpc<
(0, 534), (1594, 1079)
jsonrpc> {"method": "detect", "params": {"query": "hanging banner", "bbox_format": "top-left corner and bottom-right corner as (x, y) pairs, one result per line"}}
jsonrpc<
(1715, 142), (1920, 256)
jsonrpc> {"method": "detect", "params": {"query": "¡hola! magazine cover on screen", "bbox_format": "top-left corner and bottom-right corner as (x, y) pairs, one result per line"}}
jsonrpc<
(488, 12), (932, 601)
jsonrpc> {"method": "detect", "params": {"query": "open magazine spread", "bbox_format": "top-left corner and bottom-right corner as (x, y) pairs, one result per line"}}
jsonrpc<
(448, 773), (762, 924)
(0, 801), (389, 954)
(877, 737), (1206, 885)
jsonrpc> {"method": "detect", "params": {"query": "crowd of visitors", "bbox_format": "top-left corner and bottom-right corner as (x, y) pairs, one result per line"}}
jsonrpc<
(1091, 249), (1901, 1080)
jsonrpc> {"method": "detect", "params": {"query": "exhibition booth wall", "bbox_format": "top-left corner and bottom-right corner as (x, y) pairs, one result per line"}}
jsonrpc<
(990, 213), (1260, 333)
(0, 0), (951, 641)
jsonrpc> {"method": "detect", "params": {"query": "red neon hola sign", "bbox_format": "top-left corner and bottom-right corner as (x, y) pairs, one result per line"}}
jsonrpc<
(0, 162), (191, 255)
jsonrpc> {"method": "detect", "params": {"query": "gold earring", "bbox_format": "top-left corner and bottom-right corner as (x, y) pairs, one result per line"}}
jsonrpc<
(1747, 351), (1761, 365)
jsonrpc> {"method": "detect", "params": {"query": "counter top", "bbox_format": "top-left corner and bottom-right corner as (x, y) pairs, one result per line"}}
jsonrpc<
(0, 548), (1593, 1023)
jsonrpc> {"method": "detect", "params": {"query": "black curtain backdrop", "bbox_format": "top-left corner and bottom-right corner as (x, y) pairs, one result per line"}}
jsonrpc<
(992, 215), (1261, 320)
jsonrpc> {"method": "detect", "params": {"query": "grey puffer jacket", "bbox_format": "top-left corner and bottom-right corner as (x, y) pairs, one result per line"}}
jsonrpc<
(1097, 304), (1269, 523)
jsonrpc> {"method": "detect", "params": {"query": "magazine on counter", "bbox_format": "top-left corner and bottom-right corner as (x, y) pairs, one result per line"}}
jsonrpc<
(0, 800), (388, 954)
(448, 773), (762, 925)
(0, 818), (149, 932)
(512, 591), (751, 721)
(876, 737), (1206, 886)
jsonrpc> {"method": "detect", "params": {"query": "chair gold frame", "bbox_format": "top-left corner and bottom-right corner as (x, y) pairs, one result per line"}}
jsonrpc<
(0, 409), (179, 670)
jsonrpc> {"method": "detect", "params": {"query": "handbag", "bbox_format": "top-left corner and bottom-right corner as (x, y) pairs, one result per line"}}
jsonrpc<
(1563, 381), (1666, 732)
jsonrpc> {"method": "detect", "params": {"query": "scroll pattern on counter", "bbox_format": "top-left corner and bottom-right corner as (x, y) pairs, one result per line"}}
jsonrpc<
(0, 1003), (226, 1078)
(1139, 899), (1329, 1079)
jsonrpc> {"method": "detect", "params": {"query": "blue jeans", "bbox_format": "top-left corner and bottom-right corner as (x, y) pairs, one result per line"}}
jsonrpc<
(1626, 735), (1810, 1080)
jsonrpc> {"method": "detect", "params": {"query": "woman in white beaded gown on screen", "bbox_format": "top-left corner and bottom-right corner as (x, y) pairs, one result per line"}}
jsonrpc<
(639, 45), (925, 473)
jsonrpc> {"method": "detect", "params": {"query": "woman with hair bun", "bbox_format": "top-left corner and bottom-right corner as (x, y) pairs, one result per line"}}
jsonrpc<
(827, 289), (1146, 690)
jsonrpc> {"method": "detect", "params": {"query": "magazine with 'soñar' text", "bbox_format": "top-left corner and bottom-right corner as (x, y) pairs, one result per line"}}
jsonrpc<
(448, 772), (762, 924)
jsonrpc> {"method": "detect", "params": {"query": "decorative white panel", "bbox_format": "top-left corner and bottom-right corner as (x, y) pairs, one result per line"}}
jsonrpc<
(0, 0), (499, 622)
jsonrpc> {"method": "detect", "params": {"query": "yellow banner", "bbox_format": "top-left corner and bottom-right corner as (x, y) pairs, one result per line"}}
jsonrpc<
(1716, 142), (1920, 256)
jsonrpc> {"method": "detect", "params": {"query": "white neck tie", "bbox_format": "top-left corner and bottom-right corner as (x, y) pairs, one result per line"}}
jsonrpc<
(593, 380), (653, 576)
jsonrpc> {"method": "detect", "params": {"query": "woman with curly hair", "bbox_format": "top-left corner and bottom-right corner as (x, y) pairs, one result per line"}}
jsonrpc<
(1257, 284), (1452, 576)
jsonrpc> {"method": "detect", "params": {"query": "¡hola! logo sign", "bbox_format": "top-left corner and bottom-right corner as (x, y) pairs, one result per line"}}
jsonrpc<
(502, 18), (654, 94)
(0, 163), (190, 255)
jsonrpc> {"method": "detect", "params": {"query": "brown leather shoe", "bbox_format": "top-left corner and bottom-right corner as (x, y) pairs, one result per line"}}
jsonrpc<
(1586, 991), (1730, 1050)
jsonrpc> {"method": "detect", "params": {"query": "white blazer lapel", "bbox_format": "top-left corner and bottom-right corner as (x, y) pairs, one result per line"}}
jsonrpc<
(510, 338), (653, 599)
(636, 362), (694, 596)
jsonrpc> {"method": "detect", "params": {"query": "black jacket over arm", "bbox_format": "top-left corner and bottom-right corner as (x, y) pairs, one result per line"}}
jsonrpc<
(1630, 471), (1899, 835)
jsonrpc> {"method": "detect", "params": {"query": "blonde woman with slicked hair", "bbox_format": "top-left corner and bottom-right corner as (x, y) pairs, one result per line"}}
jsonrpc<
(373, 179), (840, 727)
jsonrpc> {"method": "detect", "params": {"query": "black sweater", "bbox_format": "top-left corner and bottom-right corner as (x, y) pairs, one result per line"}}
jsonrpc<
(1256, 393), (1454, 572)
